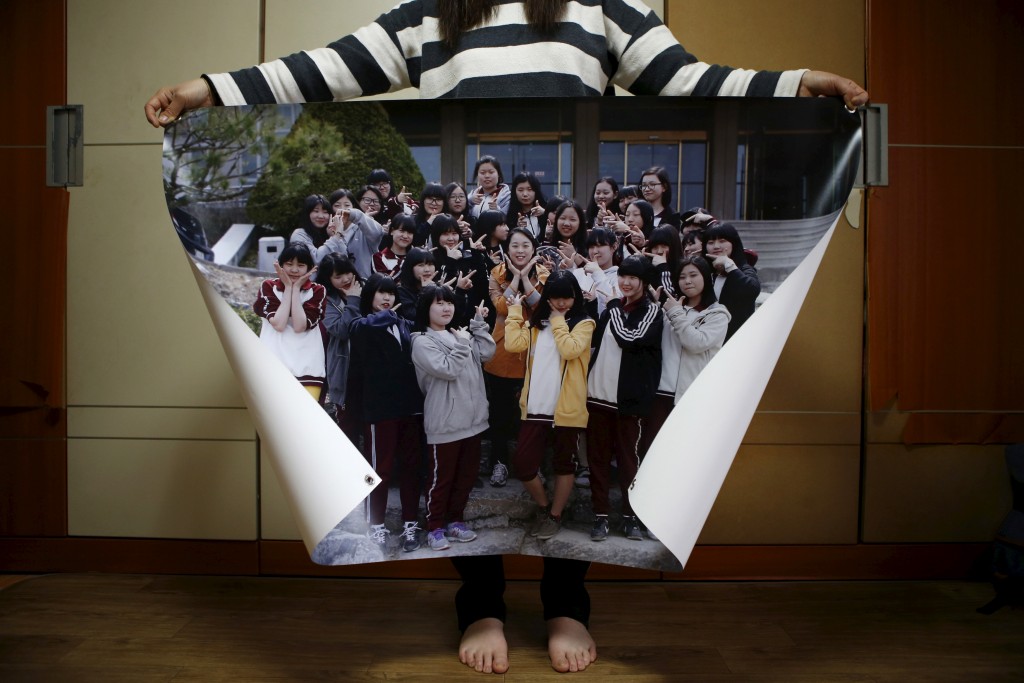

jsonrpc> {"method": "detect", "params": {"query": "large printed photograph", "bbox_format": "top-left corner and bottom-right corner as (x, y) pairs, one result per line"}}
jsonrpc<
(164, 97), (861, 570)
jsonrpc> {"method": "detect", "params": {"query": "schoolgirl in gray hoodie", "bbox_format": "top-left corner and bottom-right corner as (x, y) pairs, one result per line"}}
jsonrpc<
(411, 285), (495, 550)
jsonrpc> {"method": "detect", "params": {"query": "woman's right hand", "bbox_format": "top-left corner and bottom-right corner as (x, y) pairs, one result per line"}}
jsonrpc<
(273, 262), (293, 287)
(144, 78), (215, 128)
(343, 281), (362, 298)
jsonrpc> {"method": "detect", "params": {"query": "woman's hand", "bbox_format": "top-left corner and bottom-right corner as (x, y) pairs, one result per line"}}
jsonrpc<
(709, 253), (735, 273)
(295, 266), (317, 288)
(504, 256), (522, 279)
(558, 240), (578, 262)
(797, 70), (869, 109)
(273, 262), (294, 287)
(643, 249), (666, 267)
(457, 216), (473, 239)
(457, 269), (477, 291)
(343, 280), (362, 298)
(452, 326), (472, 341)
(144, 78), (215, 128)
(474, 300), (489, 320)
(651, 286), (679, 311)
(505, 291), (524, 307)
(446, 245), (463, 260)
(529, 201), (544, 218)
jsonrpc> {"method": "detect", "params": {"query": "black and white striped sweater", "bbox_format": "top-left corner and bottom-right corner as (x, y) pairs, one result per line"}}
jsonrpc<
(206, 0), (805, 104)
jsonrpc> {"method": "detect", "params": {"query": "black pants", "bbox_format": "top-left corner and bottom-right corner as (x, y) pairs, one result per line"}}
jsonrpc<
(483, 373), (523, 466)
(450, 554), (591, 632)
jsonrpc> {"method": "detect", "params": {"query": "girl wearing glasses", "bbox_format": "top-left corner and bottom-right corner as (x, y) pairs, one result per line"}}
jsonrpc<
(415, 183), (449, 248)
(326, 188), (386, 280)
(638, 167), (680, 230)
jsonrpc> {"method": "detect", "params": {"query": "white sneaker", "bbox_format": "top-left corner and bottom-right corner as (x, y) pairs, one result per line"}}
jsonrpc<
(366, 524), (390, 545)
(401, 521), (422, 552)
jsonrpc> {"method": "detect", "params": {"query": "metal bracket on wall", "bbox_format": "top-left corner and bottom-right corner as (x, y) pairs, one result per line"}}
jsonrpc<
(857, 103), (888, 187)
(46, 105), (84, 187)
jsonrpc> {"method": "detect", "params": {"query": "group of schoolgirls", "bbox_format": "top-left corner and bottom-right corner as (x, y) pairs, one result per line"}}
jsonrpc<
(252, 157), (761, 548)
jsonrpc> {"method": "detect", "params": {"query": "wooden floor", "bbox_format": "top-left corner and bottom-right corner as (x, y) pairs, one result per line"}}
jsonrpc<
(0, 574), (1021, 681)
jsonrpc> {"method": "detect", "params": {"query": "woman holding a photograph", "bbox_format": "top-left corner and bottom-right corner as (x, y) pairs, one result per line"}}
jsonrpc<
(145, 0), (867, 673)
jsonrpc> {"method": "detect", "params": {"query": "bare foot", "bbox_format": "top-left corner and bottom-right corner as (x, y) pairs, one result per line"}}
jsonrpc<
(459, 617), (509, 674)
(547, 616), (597, 673)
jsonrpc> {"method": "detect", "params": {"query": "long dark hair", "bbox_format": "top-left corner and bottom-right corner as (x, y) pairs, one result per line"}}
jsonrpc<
(438, 0), (566, 50)
(399, 248), (436, 290)
(678, 256), (717, 310)
(413, 284), (458, 332)
(327, 188), (357, 211)
(702, 223), (750, 268)
(646, 226), (682, 270)
(507, 172), (547, 225)
(475, 209), (508, 248)
(429, 213), (461, 248)
(627, 199), (656, 238)
(359, 272), (400, 316)
(416, 182), (448, 223)
(530, 269), (587, 329)
(586, 176), (621, 229)
(548, 200), (588, 254)
(316, 253), (360, 299)
(585, 227), (622, 267)
(639, 166), (673, 210)
(366, 169), (394, 198)
(299, 194), (332, 247)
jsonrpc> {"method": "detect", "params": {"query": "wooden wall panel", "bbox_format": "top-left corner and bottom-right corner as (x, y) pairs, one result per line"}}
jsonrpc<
(0, 0), (68, 541)
(867, 0), (1024, 444)
(868, 1), (1024, 146)
(667, 0), (865, 84)
(0, 0), (66, 145)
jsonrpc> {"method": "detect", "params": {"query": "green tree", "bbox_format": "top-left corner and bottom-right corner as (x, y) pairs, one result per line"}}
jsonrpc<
(247, 102), (424, 235)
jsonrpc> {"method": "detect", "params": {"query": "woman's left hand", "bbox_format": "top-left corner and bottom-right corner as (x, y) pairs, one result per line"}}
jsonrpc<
(798, 70), (869, 109)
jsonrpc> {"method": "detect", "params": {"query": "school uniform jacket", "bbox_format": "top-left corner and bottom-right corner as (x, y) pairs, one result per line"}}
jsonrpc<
(346, 308), (423, 424)
(322, 293), (361, 406)
(504, 305), (595, 428)
(714, 263), (760, 341)
(587, 296), (663, 417)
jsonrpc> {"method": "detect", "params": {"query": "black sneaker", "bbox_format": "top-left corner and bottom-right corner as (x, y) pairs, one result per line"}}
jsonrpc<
(623, 516), (644, 541)
(590, 516), (610, 542)
(534, 514), (562, 540)
(400, 521), (422, 553)
(490, 462), (509, 487)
